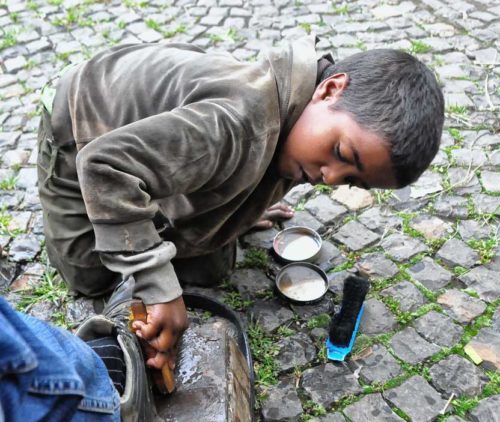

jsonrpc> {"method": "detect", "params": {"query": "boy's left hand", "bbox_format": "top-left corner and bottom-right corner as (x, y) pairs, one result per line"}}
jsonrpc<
(253, 203), (294, 230)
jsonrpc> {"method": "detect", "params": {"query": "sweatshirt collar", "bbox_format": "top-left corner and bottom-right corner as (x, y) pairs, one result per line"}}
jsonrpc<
(265, 35), (321, 141)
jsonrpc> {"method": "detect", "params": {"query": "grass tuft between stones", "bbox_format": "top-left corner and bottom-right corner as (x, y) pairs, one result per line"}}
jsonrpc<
(247, 321), (279, 388)
(238, 247), (270, 270)
(16, 265), (71, 329)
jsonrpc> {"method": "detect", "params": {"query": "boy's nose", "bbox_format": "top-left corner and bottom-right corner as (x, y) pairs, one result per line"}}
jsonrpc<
(320, 165), (344, 186)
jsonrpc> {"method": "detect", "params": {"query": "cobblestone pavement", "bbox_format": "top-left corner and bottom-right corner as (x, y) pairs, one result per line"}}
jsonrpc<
(0, 0), (499, 420)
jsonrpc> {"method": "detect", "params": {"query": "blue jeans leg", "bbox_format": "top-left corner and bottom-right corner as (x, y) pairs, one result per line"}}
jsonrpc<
(0, 297), (120, 422)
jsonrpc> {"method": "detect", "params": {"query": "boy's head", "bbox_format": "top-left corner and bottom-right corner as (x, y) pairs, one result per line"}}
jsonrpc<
(278, 49), (444, 190)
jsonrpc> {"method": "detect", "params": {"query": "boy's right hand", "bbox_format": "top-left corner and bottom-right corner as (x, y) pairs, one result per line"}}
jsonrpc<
(130, 296), (189, 371)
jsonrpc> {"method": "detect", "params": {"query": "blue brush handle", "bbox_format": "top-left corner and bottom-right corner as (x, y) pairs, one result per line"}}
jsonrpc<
(325, 304), (364, 361)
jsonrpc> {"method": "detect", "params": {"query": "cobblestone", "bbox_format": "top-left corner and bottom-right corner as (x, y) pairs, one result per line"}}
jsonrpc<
(414, 310), (463, 348)
(349, 344), (402, 384)
(357, 253), (399, 279)
(380, 281), (426, 312)
(383, 376), (447, 422)
(301, 364), (362, 408)
(437, 238), (480, 268)
(459, 267), (500, 303)
(408, 257), (452, 291)
(465, 328), (500, 371)
(390, 327), (440, 364)
(251, 299), (294, 333)
(437, 289), (487, 324)
(469, 395), (500, 422)
(332, 221), (380, 251)
(429, 354), (488, 396)
(360, 299), (398, 335)
(343, 394), (403, 422)
(380, 234), (428, 262)
(304, 195), (347, 225)
(261, 379), (303, 422)
(276, 332), (316, 373)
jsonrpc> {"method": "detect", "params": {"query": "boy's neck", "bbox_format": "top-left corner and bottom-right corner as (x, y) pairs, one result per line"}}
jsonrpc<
(317, 57), (333, 85)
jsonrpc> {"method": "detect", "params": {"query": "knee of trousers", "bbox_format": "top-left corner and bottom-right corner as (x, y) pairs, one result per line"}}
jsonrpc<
(44, 240), (120, 297)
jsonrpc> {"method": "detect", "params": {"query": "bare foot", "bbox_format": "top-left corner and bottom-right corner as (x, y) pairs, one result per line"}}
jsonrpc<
(252, 203), (294, 230)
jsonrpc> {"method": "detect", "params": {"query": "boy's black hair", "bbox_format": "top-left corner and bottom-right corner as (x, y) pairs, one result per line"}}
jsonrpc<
(320, 49), (444, 188)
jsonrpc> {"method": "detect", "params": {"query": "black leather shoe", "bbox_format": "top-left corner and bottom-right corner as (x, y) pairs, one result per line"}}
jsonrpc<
(77, 277), (161, 422)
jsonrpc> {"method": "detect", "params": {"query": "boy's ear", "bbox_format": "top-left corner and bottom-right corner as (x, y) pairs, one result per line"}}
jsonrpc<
(313, 73), (349, 103)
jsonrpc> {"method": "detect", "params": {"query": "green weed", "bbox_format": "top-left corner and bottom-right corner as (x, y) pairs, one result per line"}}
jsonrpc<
(209, 33), (224, 44)
(466, 237), (498, 264)
(145, 18), (161, 31)
(248, 322), (279, 386)
(0, 28), (18, 51)
(223, 291), (253, 310)
(317, 341), (328, 362)
(314, 183), (332, 193)
(10, 12), (19, 23)
(294, 199), (306, 211)
(239, 247), (270, 270)
(123, 0), (148, 7)
(461, 288), (479, 299)
(306, 313), (330, 330)
(164, 24), (187, 38)
(277, 325), (295, 337)
(16, 268), (69, 315)
(200, 310), (212, 321)
(453, 265), (469, 277)
(332, 4), (349, 15)
(483, 370), (500, 396)
(0, 207), (24, 237)
(301, 400), (326, 419)
(27, 1), (38, 11)
(448, 128), (464, 143)
(452, 396), (480, 417)
(226, 27), (244, 42)
(0, 176), (17, 190)
(52, 6), (92, 28)
(298, 22), (312, 34)
(398, 212), (422, 239)
(447, 105), (468, 115)
(410, 40), (432, 54)
(373, 188), (394, 204)
(354, 40), (367, 51)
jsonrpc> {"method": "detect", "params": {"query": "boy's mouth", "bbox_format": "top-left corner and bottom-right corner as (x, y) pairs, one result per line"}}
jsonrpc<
(301, 168), (313, 185)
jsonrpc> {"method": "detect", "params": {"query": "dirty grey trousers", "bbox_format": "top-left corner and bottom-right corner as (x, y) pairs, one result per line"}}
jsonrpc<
(37, 108), (236, 298)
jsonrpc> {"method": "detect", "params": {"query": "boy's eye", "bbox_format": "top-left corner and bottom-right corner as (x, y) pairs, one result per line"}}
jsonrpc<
(335, 144), (348, 163)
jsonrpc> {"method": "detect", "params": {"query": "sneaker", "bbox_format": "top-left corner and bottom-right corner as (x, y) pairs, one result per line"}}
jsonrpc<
(76, 277), (162, 422)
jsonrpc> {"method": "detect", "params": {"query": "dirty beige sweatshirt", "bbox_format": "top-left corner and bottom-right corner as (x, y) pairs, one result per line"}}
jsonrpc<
(51, 36), (319, 304)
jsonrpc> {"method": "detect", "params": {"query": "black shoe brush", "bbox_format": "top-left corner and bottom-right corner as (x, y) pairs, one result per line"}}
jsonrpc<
(328, 275), (370, 347)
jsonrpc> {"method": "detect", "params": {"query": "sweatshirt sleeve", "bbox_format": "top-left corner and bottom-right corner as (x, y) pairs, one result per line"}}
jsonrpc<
(100, 242), (182, 305)
(75, 101), (245, 301)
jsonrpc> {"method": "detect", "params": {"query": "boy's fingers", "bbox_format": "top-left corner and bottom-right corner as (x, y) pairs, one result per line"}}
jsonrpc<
(145, 348), (178, 371)
(263, 208), (294, 220)
(136, 321), (161, 341)
(131, 321), (146, 331)
(146, 351), (169, 369)
(148, 329), (175, 353)
(253, 220), (273, 230)
(268, 203), (293, 212)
